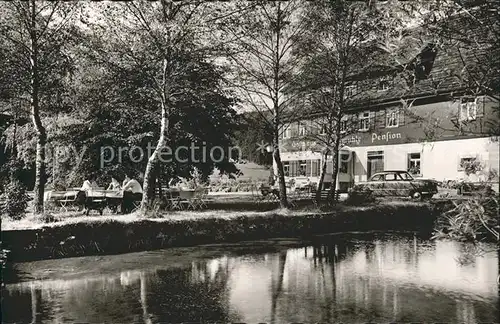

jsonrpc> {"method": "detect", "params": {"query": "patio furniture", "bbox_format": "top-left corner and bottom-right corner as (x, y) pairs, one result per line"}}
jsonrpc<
(121, 191), (142, 214)
(45, 191), (82, 212)
(165, 188), (182, 210)
(104, 191), (123, 213)
(179, 189), (196, 210)
(57, 190), (85, 212)
(84, 189), (108, 215)
(192, 187), (209, 210)
(253, 184), (280, 205)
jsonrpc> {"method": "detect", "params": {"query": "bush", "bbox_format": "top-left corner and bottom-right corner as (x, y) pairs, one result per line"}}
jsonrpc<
(345, 186), (376, 205)
(434, 191), (499, 242)
(1, 180), (30, 220)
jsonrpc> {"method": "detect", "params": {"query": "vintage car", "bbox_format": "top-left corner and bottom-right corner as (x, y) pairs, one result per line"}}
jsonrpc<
(352, 170), (438, 199)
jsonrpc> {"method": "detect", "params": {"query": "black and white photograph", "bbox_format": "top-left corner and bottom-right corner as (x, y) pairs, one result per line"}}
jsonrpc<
(1, 0), (499, 323)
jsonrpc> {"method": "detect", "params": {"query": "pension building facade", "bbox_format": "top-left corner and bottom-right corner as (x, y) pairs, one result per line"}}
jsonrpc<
(274, 45), (499, 192)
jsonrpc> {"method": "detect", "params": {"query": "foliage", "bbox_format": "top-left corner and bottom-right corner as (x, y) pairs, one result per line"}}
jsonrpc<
(345, 186), (376, 206)
(292, 0), (401, 201)
(0, 1), (81, 213)
(433, 191), (499, 242)
(82, 1), (242, 209)
(233, 111), (273, 166)
(57, 43), (240, 187)
(1, 179), (30, 220)
(221, 0), (309, 208)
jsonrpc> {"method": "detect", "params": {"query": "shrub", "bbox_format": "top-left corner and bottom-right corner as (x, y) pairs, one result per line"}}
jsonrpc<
(40, 212), (58, 223)
(1, 180), (30, 220)
(345, 186), (375, 205)
(433, 191), (499, 242)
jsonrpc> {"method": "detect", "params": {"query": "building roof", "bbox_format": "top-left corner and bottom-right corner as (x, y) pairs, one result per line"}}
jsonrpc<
(284, 8), (498, 122)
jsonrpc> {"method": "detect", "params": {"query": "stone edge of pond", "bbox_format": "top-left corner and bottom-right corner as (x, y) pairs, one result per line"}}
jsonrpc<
(1, 202), (438, 262)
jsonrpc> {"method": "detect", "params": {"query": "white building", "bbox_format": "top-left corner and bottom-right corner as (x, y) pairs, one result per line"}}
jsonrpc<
(274, 44), (499, 192)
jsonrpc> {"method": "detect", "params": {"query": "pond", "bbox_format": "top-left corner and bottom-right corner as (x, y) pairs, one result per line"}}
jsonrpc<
(2, 233), (498, 323)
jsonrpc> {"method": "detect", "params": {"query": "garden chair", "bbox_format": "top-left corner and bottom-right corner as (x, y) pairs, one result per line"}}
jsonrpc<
(165, 190), (182, 210)
(45, 191), (67, 212)
(57, 190), (85, 212)
(130, 193), (143, 213)
(192, 187), (208, 210)
(169, 197), (182, 210)
(258, 185), (280, 205)
(179, 190), (196, 210)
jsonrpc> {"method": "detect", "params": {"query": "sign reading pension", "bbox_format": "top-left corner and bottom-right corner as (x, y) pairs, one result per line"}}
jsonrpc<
(371, 131), (402, 143)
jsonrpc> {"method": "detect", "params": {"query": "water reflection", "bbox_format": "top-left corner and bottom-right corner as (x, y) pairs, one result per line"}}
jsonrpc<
(3, 234), (498, 323)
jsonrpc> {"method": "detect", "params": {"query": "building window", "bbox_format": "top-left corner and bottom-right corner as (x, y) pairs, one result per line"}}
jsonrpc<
(282, 124), (291, 139)
(378, 78), (391, 91)
(319, 122), (327, 135)
(283, 161), (290, 176)
(345, 84), (357, 99)
(299, 160), (307, 176)
(458, 156), (481, 174)
(298, 122), (307, 136)
(407, 153), (421, 176)
(308, 120), (319, 135)
(339, 153), (349, 174)
(460, 97), (478, 121)
(386, 109), (399, 128)
(358, 111), (371, 131)
(340, 118), (349, 134)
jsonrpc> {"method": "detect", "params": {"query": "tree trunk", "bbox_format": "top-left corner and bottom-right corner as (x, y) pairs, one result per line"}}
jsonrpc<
(30, 0), (47, 214)
(158, 177), (163, 197)
(316, 149), (330, 204)
(140, 101), (168, 213)
(328, 135), (341, 204)
(273, 130), (288, 208)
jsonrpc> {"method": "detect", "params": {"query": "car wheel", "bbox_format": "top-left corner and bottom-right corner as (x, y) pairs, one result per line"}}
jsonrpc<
(410, 191), (422, 200)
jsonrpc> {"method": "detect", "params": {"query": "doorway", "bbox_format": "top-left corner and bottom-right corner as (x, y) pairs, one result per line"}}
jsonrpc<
(367, 151), (384, 179)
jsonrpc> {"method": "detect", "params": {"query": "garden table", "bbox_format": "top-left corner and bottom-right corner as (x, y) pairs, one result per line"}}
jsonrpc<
(84, 190), (123, 214)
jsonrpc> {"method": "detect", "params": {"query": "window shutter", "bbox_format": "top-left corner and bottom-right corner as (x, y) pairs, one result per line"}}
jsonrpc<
(459, 102), (467, 121)
(380, 110), (387, 128)
(291, 161), (297, 176)
(312, 160), (319, 177)
(399, 109), (405, 126)
(306, 160), (311, 176)
(352, 113), (359, 131)
(477, 96), (485, 117)
(369, 111), (376, 130)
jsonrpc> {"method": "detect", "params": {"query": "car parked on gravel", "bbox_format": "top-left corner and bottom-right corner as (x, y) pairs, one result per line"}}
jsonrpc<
(352, 170), (439, 200)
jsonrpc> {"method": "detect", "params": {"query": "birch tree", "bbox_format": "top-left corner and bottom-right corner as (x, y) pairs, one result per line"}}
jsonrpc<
(295, 1), (390, 202)
(0, 1), (79, 213)
(91, 1), (244, 211)
(224, 1), (307, 208)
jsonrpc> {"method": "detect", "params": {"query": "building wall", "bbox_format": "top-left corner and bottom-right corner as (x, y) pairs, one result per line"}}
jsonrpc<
(351, 137), (499, 183)
(279, 96), (498, 151)
(274, 95), (498, 190)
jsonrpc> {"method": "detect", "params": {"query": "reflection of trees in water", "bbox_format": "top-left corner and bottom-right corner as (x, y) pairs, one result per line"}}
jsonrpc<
(270, 251), (286, 324)
(2, 258), (240, 323)
(2, 238), (497, 323)
(275, 236), (494, 323)
(144, 258), (241, 323)
(3, 278), (144, 323)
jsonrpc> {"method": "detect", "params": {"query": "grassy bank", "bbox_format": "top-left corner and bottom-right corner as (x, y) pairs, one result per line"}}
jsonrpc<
(1, 201), (437, 262)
